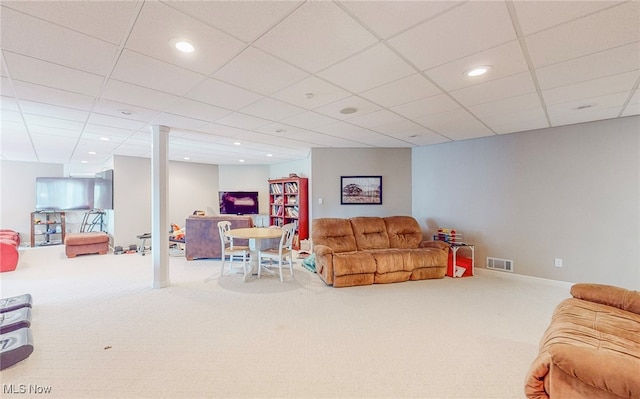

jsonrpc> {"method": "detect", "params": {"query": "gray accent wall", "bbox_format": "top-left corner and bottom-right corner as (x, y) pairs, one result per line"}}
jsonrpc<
(412, 116), (640, 289)
(310, 148), (412, 221)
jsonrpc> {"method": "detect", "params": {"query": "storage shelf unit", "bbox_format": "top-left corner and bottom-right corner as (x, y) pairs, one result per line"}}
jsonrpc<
(268, 177), (308, 245)
(31, 211), (66, 247)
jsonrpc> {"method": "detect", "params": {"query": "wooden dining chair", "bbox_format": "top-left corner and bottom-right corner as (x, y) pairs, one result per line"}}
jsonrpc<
(217, 221), (249, 278)
(258, 223), (296, 282)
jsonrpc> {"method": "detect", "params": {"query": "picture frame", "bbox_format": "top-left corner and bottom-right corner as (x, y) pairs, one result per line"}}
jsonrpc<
(341, 176), (382, 205)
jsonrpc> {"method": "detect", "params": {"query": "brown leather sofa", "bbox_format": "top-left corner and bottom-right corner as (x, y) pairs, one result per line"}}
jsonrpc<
(312, 216), (449, 288)
(525, 283), (640, 399)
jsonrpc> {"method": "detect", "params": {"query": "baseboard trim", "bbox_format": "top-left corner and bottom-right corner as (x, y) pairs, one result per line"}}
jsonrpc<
(475, 268), (574, 289)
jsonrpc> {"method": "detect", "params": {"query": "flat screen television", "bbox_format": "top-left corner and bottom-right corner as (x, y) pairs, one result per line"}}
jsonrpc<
(219, 191), (259, 215)
(36, 177), (95, 211)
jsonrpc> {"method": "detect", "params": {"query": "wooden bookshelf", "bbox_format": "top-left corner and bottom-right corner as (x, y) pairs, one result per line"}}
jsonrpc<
(268, 177), (308, 246)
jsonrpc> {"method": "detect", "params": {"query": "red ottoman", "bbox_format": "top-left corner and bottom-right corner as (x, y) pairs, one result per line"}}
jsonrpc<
(0, 238), (19, 273)
(64, 232), (109, 258)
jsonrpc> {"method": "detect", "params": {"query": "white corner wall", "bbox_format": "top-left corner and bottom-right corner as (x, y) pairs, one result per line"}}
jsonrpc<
(412, 116), (640, 289)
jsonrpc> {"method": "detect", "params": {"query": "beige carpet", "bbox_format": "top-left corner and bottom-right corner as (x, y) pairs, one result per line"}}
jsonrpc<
(1, 245), (571, 398)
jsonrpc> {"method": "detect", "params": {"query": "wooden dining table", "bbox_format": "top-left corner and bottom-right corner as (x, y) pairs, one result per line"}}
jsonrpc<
(226, 227), (284, 281)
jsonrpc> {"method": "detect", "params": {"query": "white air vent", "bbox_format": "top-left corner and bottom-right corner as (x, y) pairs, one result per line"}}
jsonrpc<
(486, 257), (513, 272)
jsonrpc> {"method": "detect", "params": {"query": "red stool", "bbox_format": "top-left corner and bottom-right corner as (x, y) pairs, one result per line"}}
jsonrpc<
(0, 232), (19, 273)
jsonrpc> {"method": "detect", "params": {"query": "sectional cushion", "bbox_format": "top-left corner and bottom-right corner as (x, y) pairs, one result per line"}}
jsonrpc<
(350, 217), (390, 250)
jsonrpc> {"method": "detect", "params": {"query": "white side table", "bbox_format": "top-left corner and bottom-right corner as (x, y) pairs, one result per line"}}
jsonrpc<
(450, 243), (475, 277)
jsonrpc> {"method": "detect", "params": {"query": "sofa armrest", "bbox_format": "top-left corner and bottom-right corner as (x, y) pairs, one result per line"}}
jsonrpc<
(550, 344), (640, 398)
(571, 283), (640, 315)
(313, 244), (335, 285)
(420, 240), (449, 252)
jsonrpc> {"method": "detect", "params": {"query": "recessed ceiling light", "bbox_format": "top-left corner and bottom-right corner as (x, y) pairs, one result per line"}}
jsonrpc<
(183, 157), (190, 160)
(575, 104), (593, 110)
(305, 93), (314, 99)
(175, 41), (194, 53)
(88, 151), (97, 155)
(239, 159), (245, 163)
(266, 153), (273, 157)
(81, 160), (88, 164)
(233, 142), (241, 146)
(465, 65), (492, 77)
(119, 109), (133, 116)
(340, 107), (358, 115)
(99, 137), (110, 141)
(275, 129), (285, 133)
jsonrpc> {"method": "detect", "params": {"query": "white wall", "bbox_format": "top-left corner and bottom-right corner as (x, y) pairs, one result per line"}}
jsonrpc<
(112, 156), (219, 248)
(310, 148), (412, 221)
(412, 116), (640, 289)
(0, 160), (63, 244)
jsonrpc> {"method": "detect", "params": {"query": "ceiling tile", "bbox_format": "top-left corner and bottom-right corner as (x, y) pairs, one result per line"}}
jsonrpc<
(101, 80), (178, 111)
(254, 123), (306, 137)
(346, 109), (410, 131)
(359, 73), (442, 108)
(450, 72), (536, 107)
(317, 43), (415, 93)
(111, 50), (205, 96)
(271, 76), (351, 110)
(549, 104), (624, 127)
(0, 6), (118, 75)
(426, 40), (528, 92)
(147, 112), (208, 131)
(280, 111), (339, 130)
(526, 2), (640, 68)
(313, 121), (387, 144)
(87, 113), (147, 131)
(22, 114), (84, 132)
(0, 129), (37, 161)
(215, 112), (272, 130)
(167, 1), (303, 43)
(240, 98), (306, 121)
(414, 108), (495, 140)
(92, 100), (161, 123)
(481, 108), (548, 134)
(547, 91), (630, 125)
(542, 71), (639, 106)
(197, 123), (252, 138)
(186, 78), (262, 110)
(163, 98), (231, 122)
(13, 81), (94, 111)
(339, 0), (463, 39)
(254, 1), (377, 73)
(19, 101), (89, 123)
(314, 96), (382, 120)
(290, 130), (365, 148)
(125, 1), (245, 76)
(82, 126), (136, 142)
(513, 1), (626, 36)
(536, 42), (640, 90)
(621, 89), (640, 117)
(404, 129), (450, 146)
(4, 52), (105, 97)
(388, 1), (516, 70)
(0, 77), (15, 97)
(2, 1), (139, 44)
(468, 92), (543, 118)
(213, 47), (308, 95)
(391, 94), (460, 120)
(30, 132), (78, 160)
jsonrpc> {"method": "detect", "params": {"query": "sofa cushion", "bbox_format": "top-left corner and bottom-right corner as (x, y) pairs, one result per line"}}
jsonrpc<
(384, 216), (422, 249)
(312, 218), (357, 253)
(370, 249), (412, 273)
(350, 217), (390, 250)
(332, 251), (376, 277)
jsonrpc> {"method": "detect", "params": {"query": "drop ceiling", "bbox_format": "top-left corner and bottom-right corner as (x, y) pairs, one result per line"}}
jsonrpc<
(1, 1), (638, 166)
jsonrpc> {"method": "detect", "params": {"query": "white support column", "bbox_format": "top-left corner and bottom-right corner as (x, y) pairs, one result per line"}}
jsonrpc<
(150, 125), (170, 288)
